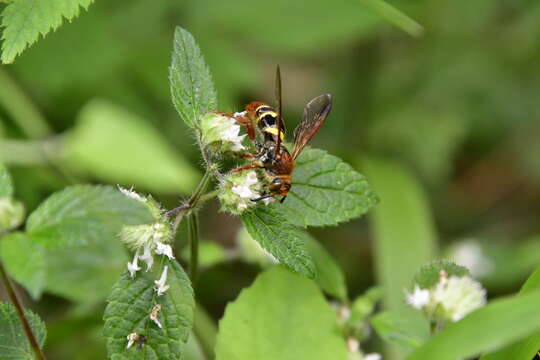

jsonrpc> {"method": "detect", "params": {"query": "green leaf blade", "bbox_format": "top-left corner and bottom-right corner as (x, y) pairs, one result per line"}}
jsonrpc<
(304, 233), (348, 301)
(241, 206), (315, 278)
(0, 302), (46, 359)
(0, 232), (46, 300)
(103, 260), (195, 360)
(215, 267), (348, 360)
(64, 100), (200, 194)
(407, 291), (540, 360)
(169, 27), (217, 129)
(282, 148), (378, 227)
(1, 0), (94, 63)
(479, 265), (540, 360)
(26, 185), (154, 248)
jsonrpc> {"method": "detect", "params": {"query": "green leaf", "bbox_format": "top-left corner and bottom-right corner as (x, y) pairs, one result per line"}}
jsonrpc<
(371, 311), (429, 352)
(281, 148), (378, 227)
(479, 265), (540, 360)
(0, 232), (46, 300)
(303, 232), (348, 301)
(64, 100), (200, 194)
(363, 157), (436, 356)
(0, 162), (13, 197)
(103, 260), (195, 360)
(215, 267), (348, 360)
(241, 206), (315, 278)
(363, 157), (437, 312)
(0, 0), (94, 64)
(0, 230), (129, 303)
(26, 185), (154, 248)
(358, 0), (423, 37)
(0, 301), (46, 359)
(169, 27), (217, 129)
(407, 291), (540, 360)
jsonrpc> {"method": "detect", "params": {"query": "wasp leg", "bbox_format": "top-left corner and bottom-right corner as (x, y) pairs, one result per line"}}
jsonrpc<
(280, 196), (287, 203)
(229, 162), (264, 174)
(233, 113), (256, 141)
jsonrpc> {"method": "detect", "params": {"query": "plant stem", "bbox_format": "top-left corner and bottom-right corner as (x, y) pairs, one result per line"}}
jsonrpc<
(0, 263), (46, 360)
(0, 69), (52, 139)
(187, 213), (199, 285)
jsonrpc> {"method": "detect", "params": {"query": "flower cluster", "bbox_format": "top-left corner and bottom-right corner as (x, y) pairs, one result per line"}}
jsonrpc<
(0, 197), (24, 233)
(200, 112), (246, 153)
(118, 187), (174, 292)
(218, 171), (265, 214)
(406, 270), (487, 322)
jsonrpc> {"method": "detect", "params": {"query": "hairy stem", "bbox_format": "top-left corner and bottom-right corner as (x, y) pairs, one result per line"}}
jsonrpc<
(0, 263), (46, 360)
(187, 213), (199, 285)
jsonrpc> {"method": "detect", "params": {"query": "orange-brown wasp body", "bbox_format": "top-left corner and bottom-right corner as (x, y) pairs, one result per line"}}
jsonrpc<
(233, 67), (332, 202)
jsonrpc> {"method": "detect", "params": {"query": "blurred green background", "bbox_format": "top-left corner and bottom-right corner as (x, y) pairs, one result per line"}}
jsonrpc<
(1, 0), (540, 358)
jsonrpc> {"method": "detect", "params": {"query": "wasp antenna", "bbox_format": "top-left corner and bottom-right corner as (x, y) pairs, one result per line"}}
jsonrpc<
(275, 65), (283, 155)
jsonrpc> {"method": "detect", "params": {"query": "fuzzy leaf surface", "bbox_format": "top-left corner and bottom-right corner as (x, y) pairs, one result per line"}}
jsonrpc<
(169, 27), (217, 128)
(0, 302), (46, 359)
(1, 0), (94, 63)
(282, 148), (378, 227)
(215, 267), (348, 360)
(26, 185), (154, 248)
(241, 206), (315, 278)
(103, 260), (194, 360)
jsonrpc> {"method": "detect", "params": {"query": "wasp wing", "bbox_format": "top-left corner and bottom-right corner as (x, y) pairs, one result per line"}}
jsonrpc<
(291, 93), (332, 160)
(275, 65), (284, 154)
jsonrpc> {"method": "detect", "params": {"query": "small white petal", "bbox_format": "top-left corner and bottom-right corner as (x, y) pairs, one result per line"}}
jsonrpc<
(347, 337), (359, 353)
(432, 275), (486, 321)
(118, 186), (146, 202)
(155, 242), (175, 260)
(127, 252), (141, 278)
(405, 285), (430, 309)
(126, 333), (139, 349)
(139, 244), (154, 271)
(232, 185), (256, 199)
(365, 353), (382, 360)
(233, 111), (247, 117)
(154, 266), (170, 296)
(150, 304), (163, 328)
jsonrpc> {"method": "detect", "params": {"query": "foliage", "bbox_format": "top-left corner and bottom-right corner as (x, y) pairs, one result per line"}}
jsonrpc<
(215, 267), (348, 360)
(0, 302), (46, 359)
(0, 0), (93, 63)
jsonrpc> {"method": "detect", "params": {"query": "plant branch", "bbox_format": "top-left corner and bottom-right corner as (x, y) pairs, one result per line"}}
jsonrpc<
(187, 213), (199, 285)
(0, 263), (46, 360)
(0, 69), (52, 139)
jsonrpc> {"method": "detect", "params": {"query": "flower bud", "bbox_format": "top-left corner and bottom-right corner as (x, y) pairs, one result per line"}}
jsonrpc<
(218, 171), (262, 215)
(0, 197), (25, 232)
(200, 112), (246, 153)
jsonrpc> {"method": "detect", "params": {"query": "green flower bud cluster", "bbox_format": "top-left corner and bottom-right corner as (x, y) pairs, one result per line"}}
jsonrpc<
(0, 197), (24, 233)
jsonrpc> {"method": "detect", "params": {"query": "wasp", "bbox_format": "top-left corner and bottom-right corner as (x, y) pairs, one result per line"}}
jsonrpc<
(233, 66), (332, 203)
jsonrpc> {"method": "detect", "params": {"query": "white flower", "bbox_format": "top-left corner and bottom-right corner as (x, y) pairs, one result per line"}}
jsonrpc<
(150, 304), (162, 328)
(432, 275), (486, 321)
(118, 186), (146, 202)
(347, 337), (359, 353)
(219, 171), (263, 214)
(126, 333), (139, 349)
(154, 266), (170, 296)
(155, 242), (175, 260)
(405, 285), (430, 309)
(200, 113), (246, 152)
(0, 197), (25, 232)
(451, 240), (494, 278)
(127, 252), (141, 278)
(139, 243), (154, 271)
(364, 353), (382, 360)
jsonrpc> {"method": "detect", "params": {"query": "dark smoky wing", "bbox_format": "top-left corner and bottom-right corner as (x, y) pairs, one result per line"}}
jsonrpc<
(291, 93), (332, 159)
